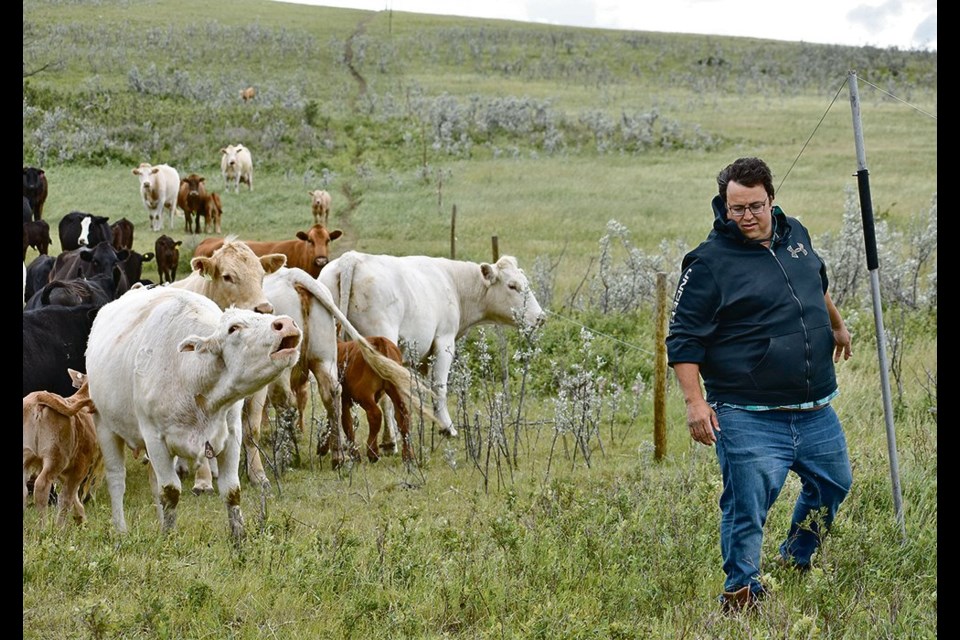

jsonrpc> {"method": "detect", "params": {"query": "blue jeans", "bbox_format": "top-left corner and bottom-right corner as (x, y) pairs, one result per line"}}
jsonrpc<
(714, 404), (852, 593)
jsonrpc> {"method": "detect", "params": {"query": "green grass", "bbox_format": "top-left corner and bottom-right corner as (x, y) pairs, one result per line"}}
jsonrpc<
(23, 1), (936, 637)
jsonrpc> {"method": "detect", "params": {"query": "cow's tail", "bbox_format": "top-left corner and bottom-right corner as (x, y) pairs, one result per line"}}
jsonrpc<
(289, 269), (438, 426)
(78, 430), (106, 505)
(32, 385), (95, 417)
(335, 252), (359, 340)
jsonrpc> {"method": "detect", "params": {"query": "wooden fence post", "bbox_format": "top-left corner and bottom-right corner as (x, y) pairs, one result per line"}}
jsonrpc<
(491, 236), (499, 262)
(450, 204), (457, 259)
(654, 272), (668, 461)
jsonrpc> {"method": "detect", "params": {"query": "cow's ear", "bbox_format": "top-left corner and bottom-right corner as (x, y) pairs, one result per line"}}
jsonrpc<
(175, 241), (183, 248)
(261, 253), (287, 274)
(67, 368), (86, 389)
(329, 230), (343, 240)
(296, 231), (309, 241)
(132, 167), (141, 175)
(220, 148), (227, 154)
(178, 336), (204, 353)
(192, 256), (214, 278)
(151, 167), (160, 175)
(141, 252), (155, 262)
(480, 262), (499, 284)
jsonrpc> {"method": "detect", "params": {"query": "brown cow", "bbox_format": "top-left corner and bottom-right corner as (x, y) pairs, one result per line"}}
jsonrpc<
(110, 217), (135, 251)
(338, 336), (413, 463)
(206, 191), (223, 234)
(23, 220), (51, 261)
(177, 174), (223, 235)
(154, 234), (182, 284)
(240, 86), (257, 102)
(194, 224), (342, 279)
(22, 369), (103, 525)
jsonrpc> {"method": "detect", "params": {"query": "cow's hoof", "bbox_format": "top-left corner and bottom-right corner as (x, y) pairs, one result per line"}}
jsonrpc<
(440, 426), (459, 437)
(379, 442), (398, 455)
(250, 474), (271, 491)
(191, 486), (215, 496)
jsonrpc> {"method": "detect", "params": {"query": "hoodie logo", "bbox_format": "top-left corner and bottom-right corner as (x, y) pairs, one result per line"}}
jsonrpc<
(787, 243), (808, 259)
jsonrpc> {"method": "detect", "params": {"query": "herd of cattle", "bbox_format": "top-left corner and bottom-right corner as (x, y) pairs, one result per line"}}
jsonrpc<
(22, 159), (546, 541)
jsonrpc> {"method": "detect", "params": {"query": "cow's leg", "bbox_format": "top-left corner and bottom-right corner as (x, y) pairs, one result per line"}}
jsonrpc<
(219, 403), (245, 542)
(362, 398), (383, 463)
(385, 385), (413, 462)
(192, 458), (215, 495)
(58, 476), (85, 526)
(341, 397), (363, 462)
(142, 431), (181, 533)
(294, 380), (311, 434)
(184, 211), (192, 234)
(313, 361), (346, 469)
(379, 397), (398, 454)
(23, 452), (35, 513)
(432, 348), (457, 437)
(97, 430), (129, 533)
(32, 457), (60, 521)
(242, 388), (270, 489)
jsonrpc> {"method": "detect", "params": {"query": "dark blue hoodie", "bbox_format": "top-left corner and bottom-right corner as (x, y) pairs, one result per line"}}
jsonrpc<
(666, 195), (837, 406)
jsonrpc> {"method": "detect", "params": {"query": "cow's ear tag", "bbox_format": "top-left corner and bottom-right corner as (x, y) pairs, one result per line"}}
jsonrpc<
(203, 271), (213, 281)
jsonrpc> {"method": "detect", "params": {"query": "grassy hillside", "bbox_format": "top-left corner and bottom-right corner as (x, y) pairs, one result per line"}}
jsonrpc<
(23, 2), (937, 638)
(24, 0), (936, 287)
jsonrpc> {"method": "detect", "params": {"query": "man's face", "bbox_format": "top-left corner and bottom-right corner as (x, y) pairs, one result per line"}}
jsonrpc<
(725, 181), (773, 244)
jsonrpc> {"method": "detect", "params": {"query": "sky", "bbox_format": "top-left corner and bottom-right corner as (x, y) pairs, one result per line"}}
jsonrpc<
(276, 0), (936, 51)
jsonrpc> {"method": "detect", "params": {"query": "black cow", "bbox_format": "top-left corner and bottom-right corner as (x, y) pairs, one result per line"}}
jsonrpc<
(24, 269), (123, 310)
(23, 304), (101, 397)
(23, 167), (48, 222)
(24, 255), (56, 302)
(110, 217), (135, 251)
(118, 249), (155, 287)
(59, 211), (112, 252)
(23, 220), (52, 261)
(49, 243), (131, 295)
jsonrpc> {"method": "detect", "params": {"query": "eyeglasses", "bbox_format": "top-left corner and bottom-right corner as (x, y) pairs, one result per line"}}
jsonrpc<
(726, 200), (768, 217)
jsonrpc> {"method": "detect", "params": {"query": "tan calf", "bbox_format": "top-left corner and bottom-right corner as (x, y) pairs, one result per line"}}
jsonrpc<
(22, 370), (103, 525)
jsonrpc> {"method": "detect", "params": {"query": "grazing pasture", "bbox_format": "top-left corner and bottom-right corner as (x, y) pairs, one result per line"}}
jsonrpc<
(23, 1), (935, 638)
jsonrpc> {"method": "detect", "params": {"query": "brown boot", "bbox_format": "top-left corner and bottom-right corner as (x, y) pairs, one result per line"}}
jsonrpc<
(720, 585), (762, 613)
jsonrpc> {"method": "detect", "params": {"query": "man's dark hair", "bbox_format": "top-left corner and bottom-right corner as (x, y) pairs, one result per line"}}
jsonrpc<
(717, 157), (775, 202)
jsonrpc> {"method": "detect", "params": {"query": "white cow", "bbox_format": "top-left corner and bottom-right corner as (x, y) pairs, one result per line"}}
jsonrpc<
(241, 267), (433, 479)
(132, 163), (181, 232)
(220, 144), (253, 193)
(169, 236), (286, 493)
(319, 251), (545, 439)
(86, 287), (301, 539)
(308, 189), (332, 226)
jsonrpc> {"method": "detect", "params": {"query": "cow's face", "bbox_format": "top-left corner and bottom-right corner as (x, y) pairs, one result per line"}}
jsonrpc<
(178, 308), (301, 397)
(189, 241), (285, 314)
(182, 174), (206, 196)
(23, 167), (46, 195)
(222, 145), (241, 168)
(297, 224), (342, 270)
(479, 256), (546, 329)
